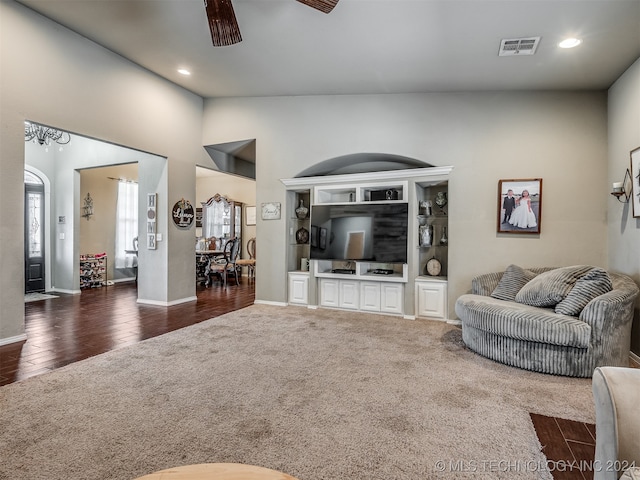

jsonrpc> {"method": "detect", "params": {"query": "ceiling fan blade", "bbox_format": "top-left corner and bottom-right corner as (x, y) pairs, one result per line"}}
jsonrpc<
(296, 0), (339, 14)
(204, 0), (242, 47)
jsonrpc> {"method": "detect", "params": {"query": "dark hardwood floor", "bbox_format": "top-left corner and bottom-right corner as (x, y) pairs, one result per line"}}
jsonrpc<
(531, 413), (596, 480)
(0, 279), (255, 386)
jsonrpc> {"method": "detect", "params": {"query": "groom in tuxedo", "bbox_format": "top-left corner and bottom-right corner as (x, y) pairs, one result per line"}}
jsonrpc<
(502, 189), (516, 224)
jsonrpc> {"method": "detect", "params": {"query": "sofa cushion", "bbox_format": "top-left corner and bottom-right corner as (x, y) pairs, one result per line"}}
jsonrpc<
(515, 265), (594, 308)
(455, 294), (591, 348)
(555, 267), (612, 316)
(490, 264), (538, 301)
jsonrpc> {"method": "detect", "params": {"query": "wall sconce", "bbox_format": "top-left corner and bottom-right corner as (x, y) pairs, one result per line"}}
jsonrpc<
(82, 192), (94, 220)
(611, 169), (632, 203)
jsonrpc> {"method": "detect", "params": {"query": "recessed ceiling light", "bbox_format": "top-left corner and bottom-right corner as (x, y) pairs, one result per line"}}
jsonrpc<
(558, 38), (582, 49)
(177, 68), (191, 76)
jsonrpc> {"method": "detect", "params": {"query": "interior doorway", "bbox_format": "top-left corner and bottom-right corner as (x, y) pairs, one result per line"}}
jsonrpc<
(24, 171), (45, 293)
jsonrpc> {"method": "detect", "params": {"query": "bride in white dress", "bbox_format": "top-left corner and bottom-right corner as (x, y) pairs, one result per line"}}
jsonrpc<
(508, 190), (537, 228)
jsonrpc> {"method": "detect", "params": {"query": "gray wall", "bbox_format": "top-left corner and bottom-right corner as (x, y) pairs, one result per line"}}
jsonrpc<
(0, 1), (205, 341)
(202, 92), (609, 315)
(608, 56), (640, 356)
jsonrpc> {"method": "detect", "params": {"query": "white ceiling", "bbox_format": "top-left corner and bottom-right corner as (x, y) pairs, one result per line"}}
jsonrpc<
(15, 0), (640, 98)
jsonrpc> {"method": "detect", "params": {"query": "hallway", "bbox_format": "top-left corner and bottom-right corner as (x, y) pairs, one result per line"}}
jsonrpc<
(0, 280), (255, 386)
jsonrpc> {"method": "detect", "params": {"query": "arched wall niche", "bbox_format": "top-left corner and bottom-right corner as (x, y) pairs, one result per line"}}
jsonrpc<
(296, 152), (434, 178)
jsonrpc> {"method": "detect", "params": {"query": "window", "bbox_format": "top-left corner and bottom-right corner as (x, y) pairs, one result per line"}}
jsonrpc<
(115, 181), (138, 268)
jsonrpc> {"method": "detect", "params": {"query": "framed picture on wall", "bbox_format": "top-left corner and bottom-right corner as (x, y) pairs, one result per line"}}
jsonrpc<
(246, 206), (256, 226)
(631, 147), (640, 218)
(497, 178), (542, 234)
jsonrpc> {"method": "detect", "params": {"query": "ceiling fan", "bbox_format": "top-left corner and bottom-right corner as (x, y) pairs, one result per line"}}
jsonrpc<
(204, 0), (339, 47)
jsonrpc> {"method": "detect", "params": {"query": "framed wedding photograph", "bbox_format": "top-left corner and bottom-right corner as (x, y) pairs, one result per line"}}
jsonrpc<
(631, 147), (640, 218)
(497, 178), (542, 234)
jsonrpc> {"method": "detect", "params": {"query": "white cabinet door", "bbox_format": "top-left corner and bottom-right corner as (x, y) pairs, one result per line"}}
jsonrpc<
(339, 280), (359, 310)
(320, 279), (340, 308)
(360, 282), (381, 312)
(381, 283), (403, 314)
(288, 273), (309, 305)
(416, 281), (447, 320)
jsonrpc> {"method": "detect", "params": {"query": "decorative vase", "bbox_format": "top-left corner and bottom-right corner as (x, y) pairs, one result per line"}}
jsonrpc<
(295, 199), (309, 219)
(419, 225), (433, 247)
(440, 226), (448, 246)
(296, 226), (309, 244)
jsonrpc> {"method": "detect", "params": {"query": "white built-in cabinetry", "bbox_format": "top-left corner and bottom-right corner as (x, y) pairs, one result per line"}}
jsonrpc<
(281, 167), (452, 319)
(415, 277), (448, 320)
(288, 272), (310, 305)
(318, 277), (404, 314)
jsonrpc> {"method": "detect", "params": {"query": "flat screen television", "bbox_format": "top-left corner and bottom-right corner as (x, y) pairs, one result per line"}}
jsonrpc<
(309, 203), (408, 263)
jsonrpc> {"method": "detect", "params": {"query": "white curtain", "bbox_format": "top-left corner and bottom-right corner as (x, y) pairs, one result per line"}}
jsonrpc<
(115, 181), (138, 268)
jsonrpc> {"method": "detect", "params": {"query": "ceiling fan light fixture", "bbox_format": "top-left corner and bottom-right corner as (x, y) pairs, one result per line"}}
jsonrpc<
(204, 0), (242, 47)
(295, 0), (339, 14)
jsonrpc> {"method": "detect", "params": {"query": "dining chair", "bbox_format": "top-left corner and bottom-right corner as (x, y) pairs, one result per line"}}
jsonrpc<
(236, 237), (256, 281)
(208, 237), (241, 288)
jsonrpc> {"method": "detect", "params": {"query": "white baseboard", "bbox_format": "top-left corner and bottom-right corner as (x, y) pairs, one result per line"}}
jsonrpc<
(111, 277), (135, 284)
(0, 333), (28, 346)
(51, 288), (81, 295)
(137, 296), (197, 306)
(404, 315), (416, 320)
(254, 299), (288, 307)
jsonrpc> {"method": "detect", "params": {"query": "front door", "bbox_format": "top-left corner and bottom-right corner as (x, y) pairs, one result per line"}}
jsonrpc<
(25, 177), (45, 293)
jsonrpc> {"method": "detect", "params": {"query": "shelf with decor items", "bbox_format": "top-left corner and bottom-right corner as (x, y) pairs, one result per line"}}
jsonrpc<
(80, 253), (107, 289)
(416, 182), (448, 279)
(313, 180), (408, 204)
(286, 190), (311, 273)
(313, 259), (407, 282)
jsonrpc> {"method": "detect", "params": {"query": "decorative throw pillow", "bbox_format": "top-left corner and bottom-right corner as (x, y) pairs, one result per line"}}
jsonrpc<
(555, 267), (612, 316)
(515, 265), (594, 308)
(490, 264), (538, 301)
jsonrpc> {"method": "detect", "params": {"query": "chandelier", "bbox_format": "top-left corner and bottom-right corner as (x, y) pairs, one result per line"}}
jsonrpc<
(24, 121), (71, 146)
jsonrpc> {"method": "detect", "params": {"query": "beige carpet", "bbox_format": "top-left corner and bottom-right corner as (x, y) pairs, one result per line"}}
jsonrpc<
(0, 304), (595, 480)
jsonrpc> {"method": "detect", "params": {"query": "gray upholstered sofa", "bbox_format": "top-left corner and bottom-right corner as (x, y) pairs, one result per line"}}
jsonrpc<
(455, 265), (638, 377)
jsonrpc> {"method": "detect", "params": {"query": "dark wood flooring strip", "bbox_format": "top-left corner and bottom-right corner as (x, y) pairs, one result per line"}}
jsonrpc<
(0, 280), (255, 386)
(530, 413), (596, 480)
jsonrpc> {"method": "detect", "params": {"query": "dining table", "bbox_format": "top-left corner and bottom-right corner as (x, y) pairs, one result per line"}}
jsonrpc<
(196, 250), (224, 286)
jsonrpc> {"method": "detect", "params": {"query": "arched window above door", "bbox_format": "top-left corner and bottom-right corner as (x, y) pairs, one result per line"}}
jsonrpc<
(24, 170), (44, 185)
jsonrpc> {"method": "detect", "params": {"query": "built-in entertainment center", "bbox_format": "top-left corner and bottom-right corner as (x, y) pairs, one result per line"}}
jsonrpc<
(281, 166), (452, 320)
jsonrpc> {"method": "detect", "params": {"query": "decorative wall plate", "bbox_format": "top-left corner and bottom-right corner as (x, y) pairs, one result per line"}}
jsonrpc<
(172, 198), (195, 229)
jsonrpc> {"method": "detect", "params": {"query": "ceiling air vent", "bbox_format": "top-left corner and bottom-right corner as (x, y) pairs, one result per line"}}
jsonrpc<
(499, 37), (541, 56)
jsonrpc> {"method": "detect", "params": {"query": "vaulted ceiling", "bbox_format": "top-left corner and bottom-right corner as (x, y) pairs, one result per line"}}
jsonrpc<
(16, 0), (640, 98)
